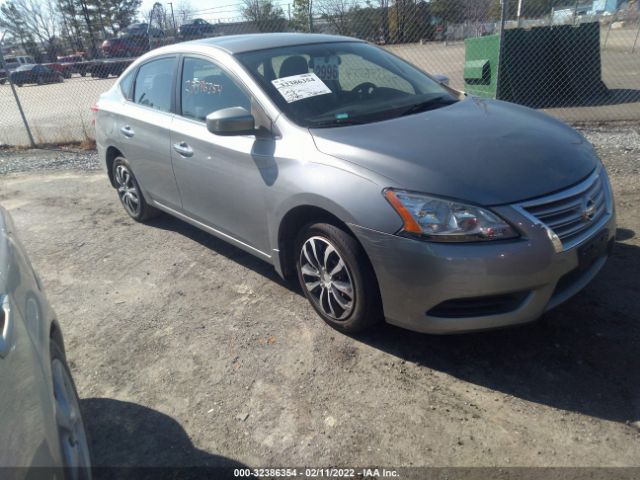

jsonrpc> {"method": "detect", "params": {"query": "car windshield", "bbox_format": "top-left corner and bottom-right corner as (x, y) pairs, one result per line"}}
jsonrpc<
(236, 41), (457, 128)
(16, 64), (33, 71)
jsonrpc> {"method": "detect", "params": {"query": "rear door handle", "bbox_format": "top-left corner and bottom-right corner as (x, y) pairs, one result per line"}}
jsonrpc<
(0, 295), (15, 358)
(173, 141), (194, 157)
(120, 125), (134, 138)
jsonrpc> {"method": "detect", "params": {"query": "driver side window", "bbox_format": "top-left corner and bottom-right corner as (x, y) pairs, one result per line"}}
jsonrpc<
(181, 57), (251, 122)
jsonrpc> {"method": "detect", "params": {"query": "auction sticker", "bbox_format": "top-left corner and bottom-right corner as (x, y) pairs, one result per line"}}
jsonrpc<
(312, 56), (339, 81)
(272, 73), (331, 103)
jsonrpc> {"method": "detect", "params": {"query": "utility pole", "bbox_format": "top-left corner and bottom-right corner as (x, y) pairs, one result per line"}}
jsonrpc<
(308, 0), (313, 32)
(517, 0), (523, 27)
(0, 31), (35, 147)
(168, 2), (177, 33)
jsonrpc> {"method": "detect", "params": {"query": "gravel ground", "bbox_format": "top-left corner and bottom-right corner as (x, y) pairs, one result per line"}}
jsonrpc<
(0, 147), (99, 175)
(1, 125), (639, 474)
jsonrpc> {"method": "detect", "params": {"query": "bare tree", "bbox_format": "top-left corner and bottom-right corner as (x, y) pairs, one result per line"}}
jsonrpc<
(174, 0), (195, 26)
(317, 0), (352, 35)
(241, 0), (286, 32)
(0, 0), (62, 59)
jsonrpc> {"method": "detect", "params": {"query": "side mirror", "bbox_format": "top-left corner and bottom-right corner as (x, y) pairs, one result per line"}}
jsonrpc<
(206, 107), (255, 136)
(432, 74), (450, 86)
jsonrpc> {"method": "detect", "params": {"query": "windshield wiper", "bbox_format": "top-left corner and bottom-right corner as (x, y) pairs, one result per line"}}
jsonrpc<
(396, 96), (456, 118)
(308, 118), (367, 128)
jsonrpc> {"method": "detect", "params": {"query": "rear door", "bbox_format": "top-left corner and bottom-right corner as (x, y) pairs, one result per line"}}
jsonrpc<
(115, 56), (182, 209)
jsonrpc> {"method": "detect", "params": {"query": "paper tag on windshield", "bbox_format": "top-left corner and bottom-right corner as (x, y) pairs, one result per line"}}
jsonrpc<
(312, 56), (339, 81)
(271, 73), (331, 103)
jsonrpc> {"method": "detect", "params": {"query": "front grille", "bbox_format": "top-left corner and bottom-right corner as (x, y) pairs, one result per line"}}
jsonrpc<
(520, 169), (610, 250)
(427, 292), (529, 318)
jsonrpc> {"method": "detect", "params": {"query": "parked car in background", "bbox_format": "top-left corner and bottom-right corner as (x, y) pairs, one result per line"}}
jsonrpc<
(57, 54), (93, 77)
(44, 62), (73, 79)
(95, 34), (615, 335)
(10, 64), (63, 86)
(101, 24), (164, 58)
(1, 55), (36, 84)
(3, 55), (35, 70)
(178, 18), (217, 39)
(0, 206), (91, 477)
(89, 59), (133, 78)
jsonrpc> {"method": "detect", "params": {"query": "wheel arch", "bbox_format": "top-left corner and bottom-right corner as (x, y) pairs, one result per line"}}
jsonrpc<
(49, 319), (66, 361)
(276, 204), (377, 286)
(105, 146), (123, 187)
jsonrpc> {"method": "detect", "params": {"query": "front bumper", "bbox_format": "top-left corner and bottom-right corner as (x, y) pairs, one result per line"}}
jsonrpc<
(352, 182), (616, 334)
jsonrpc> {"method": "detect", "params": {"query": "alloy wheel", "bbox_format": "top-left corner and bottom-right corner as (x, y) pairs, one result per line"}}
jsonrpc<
(52, 358), (91, 479)
(114, 164), (141, 217)
(299, 236), (355, 320)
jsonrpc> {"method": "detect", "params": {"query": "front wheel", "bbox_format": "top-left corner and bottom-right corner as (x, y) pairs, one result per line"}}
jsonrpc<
(50, 338), (92, 479)
(296, 223), (382, 333)
(112, 157), (159, 222)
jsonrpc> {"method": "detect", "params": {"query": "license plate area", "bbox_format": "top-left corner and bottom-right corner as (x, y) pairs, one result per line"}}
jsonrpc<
(577, 229), (609, 271)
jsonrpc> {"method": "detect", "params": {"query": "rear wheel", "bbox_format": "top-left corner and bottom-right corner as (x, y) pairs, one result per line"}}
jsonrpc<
(296, 223), (382, 333)
(50, 338), (91, 479)
(112, 157), (160, 222)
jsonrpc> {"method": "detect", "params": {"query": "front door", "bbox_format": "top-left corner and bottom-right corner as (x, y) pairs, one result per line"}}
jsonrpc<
(170, 56), (273, 255)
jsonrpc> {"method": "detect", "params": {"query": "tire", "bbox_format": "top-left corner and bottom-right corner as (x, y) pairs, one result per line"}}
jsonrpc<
(50, 338), (92, 479)
(16, 83), (23, 87)
(80, 71), (87, 77)
(295, 222), (382, 333)
(112, 156), (160, 222)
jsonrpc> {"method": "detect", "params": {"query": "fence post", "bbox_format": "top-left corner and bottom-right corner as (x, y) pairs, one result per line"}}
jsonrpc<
(496, 0), (508, 99)
(632, 19), (640, 53)
(0, 33), (36, 148)
(603, 12), (615, 51)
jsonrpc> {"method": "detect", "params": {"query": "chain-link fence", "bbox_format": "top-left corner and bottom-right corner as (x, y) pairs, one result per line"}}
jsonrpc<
(1, 0), (639, 146)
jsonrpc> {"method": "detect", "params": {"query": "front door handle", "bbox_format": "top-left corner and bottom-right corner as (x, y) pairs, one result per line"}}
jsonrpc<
(173, 141), (194, 158)
(120, 125), (135, 138)
(0, 295), (15, 358)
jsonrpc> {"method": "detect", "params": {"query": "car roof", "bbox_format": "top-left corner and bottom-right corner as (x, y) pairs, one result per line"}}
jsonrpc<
(179, 33), (363, 55)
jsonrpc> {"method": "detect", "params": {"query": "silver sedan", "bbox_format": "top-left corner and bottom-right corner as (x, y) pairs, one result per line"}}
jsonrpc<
(95, 33), (615, 334)
(0, 206), (91, 478)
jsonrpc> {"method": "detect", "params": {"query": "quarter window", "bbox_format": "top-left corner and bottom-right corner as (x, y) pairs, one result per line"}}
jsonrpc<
(119, 71), (134, 100)
(133, 57), (175, 112)
(180, 57), (251, 122)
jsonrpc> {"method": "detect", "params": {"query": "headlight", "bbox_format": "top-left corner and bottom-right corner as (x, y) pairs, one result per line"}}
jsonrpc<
(384, 189), (519, 242)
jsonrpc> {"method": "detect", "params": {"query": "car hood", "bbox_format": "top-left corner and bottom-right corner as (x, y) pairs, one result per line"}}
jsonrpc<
(309, 97), (598, 205)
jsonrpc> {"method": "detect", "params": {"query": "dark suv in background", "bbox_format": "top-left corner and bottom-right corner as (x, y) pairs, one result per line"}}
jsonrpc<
(177, 18), (217, 39)
(10, 64), (63, 86)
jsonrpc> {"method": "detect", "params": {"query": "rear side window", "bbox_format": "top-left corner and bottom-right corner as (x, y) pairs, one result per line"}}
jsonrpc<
(119, 71), (134, 100)
(180, 57), (251, 122)
(133, 57), (175, 112)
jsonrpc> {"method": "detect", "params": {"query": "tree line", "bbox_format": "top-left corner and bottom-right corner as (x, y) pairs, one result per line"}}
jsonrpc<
(242, 0), (580, 43)
(0, 0), (580, 62)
